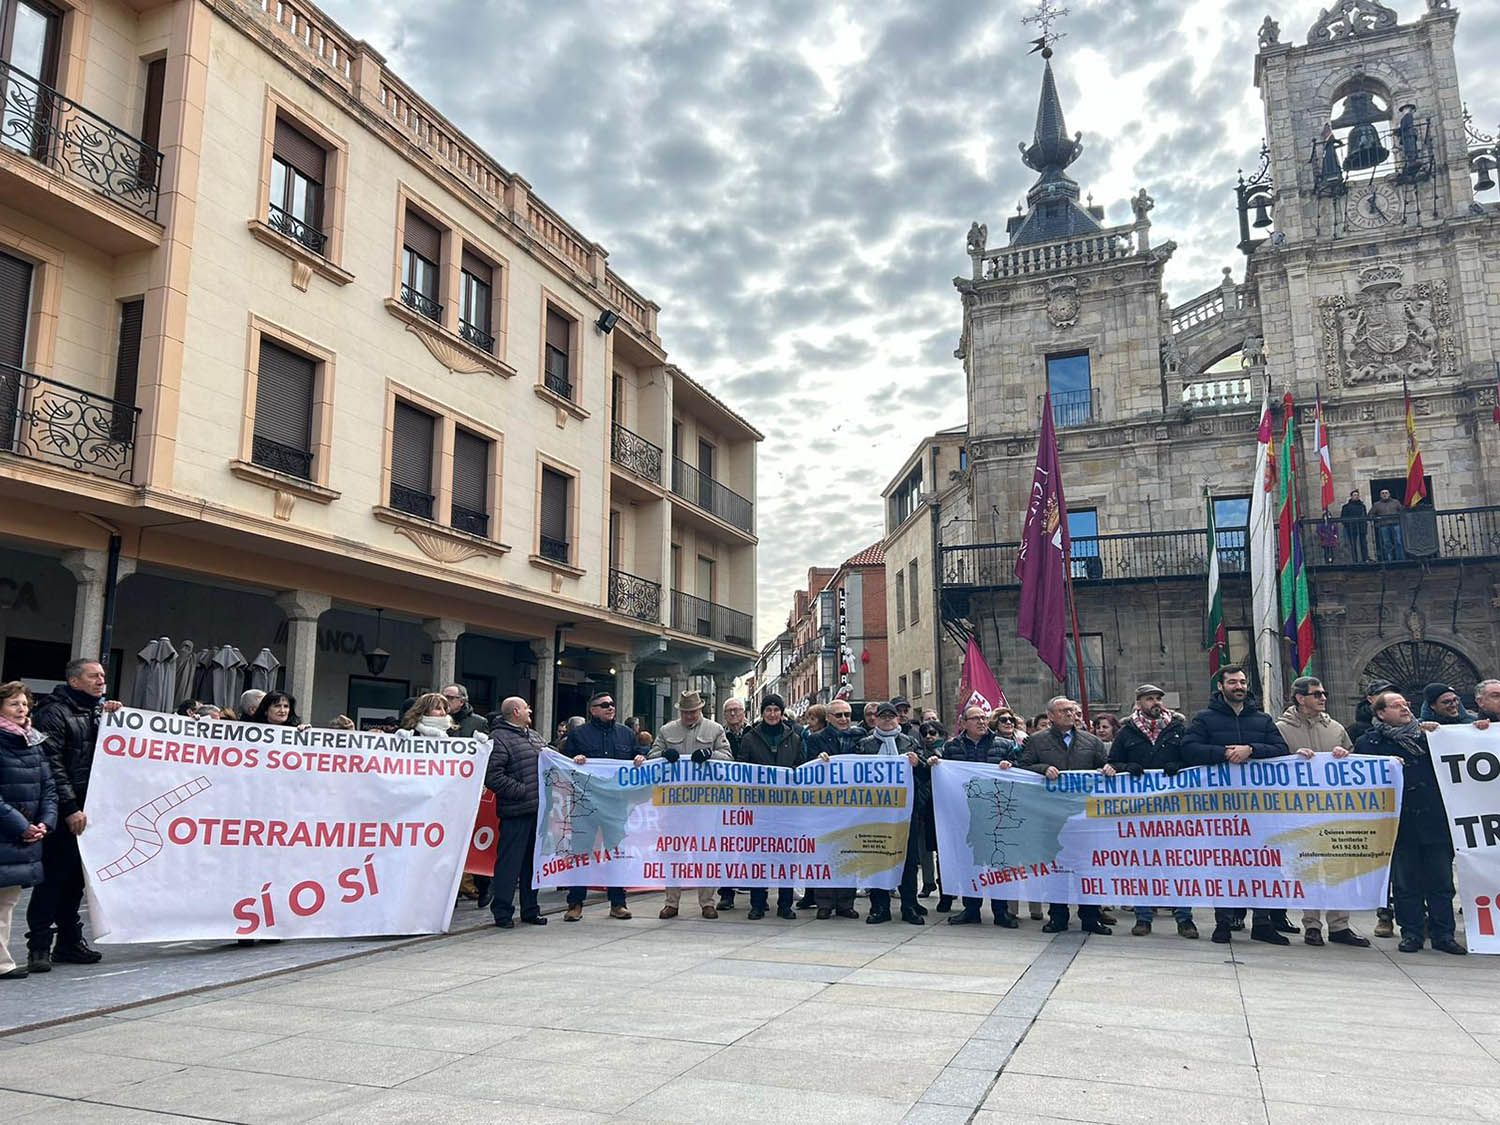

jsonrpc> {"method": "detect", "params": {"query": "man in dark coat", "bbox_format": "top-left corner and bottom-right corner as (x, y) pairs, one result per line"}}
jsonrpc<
(938, 705), (1021, 927)
(26, 659), (115, 969)
(715, 697), (751, 912)
(737, 694), (804, 919)
(1181, 665), (1291, 945)
(1012, 696), (1114, 935)
(561, 690), (638, 921)
(1355, 692), (1465, 954)
(1475, 679), (1500, 727)
(858, 702), (927, 925)
(485, 697), (549, 929)
(1345, 678), (1396, 935)
(1340, 489), (1369, 563)
(1, 686), (58, 979)
(1109, 684), (1197, 939)
(803, 699), (874, 920)
(443, 683), (488, 738)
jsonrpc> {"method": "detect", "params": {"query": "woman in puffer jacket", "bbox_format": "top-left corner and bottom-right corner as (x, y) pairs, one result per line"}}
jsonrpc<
(1, 681), (58, 980)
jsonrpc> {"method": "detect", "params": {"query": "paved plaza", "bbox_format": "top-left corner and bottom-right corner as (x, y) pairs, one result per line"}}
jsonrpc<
(1, 896), (1497, 1123)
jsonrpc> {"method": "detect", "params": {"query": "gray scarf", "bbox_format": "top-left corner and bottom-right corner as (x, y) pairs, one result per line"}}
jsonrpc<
(872, 727), (902, 755)
(1373, 717), (1426, 755)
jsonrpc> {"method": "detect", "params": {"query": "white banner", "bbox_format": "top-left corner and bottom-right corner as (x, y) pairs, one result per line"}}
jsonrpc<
(1430, 724), (1500, 954)
(78, 708), (488, 942)
(533, 750), (912, 889)
(931, 755), (1401, 908)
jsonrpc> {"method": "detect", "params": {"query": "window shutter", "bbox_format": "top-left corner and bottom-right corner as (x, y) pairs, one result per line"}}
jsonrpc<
(403, 209), (442, 263)
(461, 250), (491, 284)
(112, 300), (144, 407)
(140, 58), (167, 153)
(545, 308), (571, 354)
(274, 116), (326, 184)
(540, 467), (569, 542)
(0, 251), (32, 368)
(390, 402), (434, 495)
(254, 340), (315, 452)
(452, 429), (489, 511)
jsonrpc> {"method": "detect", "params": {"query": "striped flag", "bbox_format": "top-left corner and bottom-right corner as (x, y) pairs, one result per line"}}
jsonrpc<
(1204, 487), (1230, 684)
(1278, 393), (1315, 677)
(1493, 361), (1500, 426)
(1314, 390), (1334, 512)
(1404, 376), (1427, 507)
(1248, 386), (1283, 707)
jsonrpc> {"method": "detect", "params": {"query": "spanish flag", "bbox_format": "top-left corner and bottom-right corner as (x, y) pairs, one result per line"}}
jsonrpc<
(1403, 376), (1426, 508)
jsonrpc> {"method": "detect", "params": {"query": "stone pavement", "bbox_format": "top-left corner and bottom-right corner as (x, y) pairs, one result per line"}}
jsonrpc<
(1, 898), (1497, 1123)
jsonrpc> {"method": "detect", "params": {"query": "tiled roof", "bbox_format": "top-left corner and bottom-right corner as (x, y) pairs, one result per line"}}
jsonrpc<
(843, 541), (886, 568)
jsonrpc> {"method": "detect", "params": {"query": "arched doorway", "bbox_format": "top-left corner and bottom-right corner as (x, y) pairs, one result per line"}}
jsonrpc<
(1359, 641), (1479, 703)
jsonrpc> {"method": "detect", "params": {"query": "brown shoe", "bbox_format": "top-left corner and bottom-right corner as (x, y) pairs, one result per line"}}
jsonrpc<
(563, 903), (583, 922)
(609, 905), (632, 920)
(659, 905), (679, 919)
(701, 905), (718, 919)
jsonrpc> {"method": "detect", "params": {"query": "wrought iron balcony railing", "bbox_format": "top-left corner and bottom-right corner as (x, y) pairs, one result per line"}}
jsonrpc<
(1041, 388), (1099, 429)
(539, 534), (570, 564)
(543, 370), (573, 401)
(610, 423), (662, 484)
(0, 362), (139, 482)
(251, 435), (313, 480)
(670, 590), (753, 649)
(389, 483), (434, 519)
(458, 319), (494, 354)
(0, 60), (163, 220)
(609, 568), (661, 623)
(671, 456), (754, 531)
(1298, 506), (1500, 567)
(267, 204), (327, 254)
(400, 283), (442, 322)
(450, 503), (489, 537)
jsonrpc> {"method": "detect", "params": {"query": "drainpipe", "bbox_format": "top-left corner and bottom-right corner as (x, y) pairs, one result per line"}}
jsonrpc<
(929, 501), (945, 717)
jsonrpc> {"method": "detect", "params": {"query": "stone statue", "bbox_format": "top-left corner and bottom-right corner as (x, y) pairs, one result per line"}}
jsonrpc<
(1131, 189), (1155, 224)
(1241, 333), (1266, 368)
(1160, 334), (1183, 376)
(966, 221), (988, 256)
(1426, 0), (1451, 12)
(1395, 103), (1421, 173)
(1258, 15), (1281, 49)
(1308, 0), (1399, 43)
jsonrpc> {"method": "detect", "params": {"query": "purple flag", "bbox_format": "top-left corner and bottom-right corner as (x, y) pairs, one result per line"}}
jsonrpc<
(1015, 394), (1071, 682)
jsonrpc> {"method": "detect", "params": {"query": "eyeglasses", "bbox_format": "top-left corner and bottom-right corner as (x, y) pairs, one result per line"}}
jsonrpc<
(1299, 690), (1328, 698)
(594, 701), (615, 708)
(995, 716), (1015, 723)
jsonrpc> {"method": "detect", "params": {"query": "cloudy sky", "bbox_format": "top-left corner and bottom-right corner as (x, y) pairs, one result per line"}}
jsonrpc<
(319, 0), (1499, 644)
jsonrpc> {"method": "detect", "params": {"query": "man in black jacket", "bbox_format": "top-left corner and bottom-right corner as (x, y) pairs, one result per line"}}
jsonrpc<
(737, 695), (804, 919)
(716, 698), (750, 911)
(1181, 665), (1291, 945)
(1109, 685), (1197, 939)
(26, 659), (119, 970)
(442, 683), (488, 738)
(561, 691), (638, 921)
(1355, 692), (1465, 954)
(859, 702), (928, 925)
(938, 706), (1021, 927)
(802, 699), (866, 919)
(486, 697), (549, 929)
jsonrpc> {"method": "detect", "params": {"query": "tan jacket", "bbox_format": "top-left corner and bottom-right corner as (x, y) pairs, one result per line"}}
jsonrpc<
(1274, 706), (1353, 754)
(650, 717), (732, 761)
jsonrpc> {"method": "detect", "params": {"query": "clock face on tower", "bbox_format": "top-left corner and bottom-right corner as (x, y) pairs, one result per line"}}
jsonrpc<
(1346, 182), (1402, 230)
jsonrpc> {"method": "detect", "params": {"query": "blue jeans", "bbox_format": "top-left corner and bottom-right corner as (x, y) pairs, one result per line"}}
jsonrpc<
(567, 885), (625, 908)
(1135, 905), (1193, 924)
(1376, 523), (1404, 561)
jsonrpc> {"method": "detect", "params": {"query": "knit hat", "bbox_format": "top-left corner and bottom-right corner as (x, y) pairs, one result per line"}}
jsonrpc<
(761, 693), (786, 713)
(1423, 682), (1456, 706)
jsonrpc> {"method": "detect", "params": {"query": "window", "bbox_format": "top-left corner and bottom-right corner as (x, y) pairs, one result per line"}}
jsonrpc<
(908, 560), (920, 623)
(1069, 508), (1100, 579)
(450, 427), (491, 536)
(1213, 496), (1250, 573)
(1047, 352), (1093, 428)
(697, 438), (715, 508)
(268, 116), (327, 253)
(898, 674), (908, 699)
(401, 209), (443, 322)
(889, 465), (923, 528)
(912, 670), (922, 699)
(459, 250), (494, 353)
(959, 446), (969, 471)
(611, 373), (624, 424)
(543, 307), (573, 399)
(138, 57), (166, 185)
(1, 1), (61, 161)
(252, 339), (316, 480)
(0, 249), (31, 444)
(1064, 634), (1106, 704)
(894, 570), (906, 632)
(110, 299), (143, 442)
(608, 509), (621, 570)
(697, 555), (716, 602)
(539, 466), (572, 565)
(389, 402), (435, 519)
(671, 420), (682, 459)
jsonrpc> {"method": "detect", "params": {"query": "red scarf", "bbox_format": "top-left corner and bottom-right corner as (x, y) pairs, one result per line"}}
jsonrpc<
(1129, 708), (1166, 745)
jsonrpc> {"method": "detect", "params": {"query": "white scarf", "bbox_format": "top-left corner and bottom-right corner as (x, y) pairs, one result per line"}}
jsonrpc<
(414, 716), (452, 738)
(872, 727), (901, 755)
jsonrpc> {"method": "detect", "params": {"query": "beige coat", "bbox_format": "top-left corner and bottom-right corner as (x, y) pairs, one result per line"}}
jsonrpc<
(1274, 706), (1353, 754)
(650, 717), (732, 761)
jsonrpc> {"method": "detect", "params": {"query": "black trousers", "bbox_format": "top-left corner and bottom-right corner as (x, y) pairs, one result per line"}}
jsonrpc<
(814, 887), (856, 910)
(26, 826), (85, 952)
(960, 896), (1012, 920)
(1049, 903), (1101, 928)
(567, 884), (625, 908)
(1347, 526), (1369, 562)
(750, 887), (794, 911)
(1392, 838), (1455, 944)
(1215, 907), (1271, 928)
(870, 805), (924, 914)
(490, 814), (540, 924)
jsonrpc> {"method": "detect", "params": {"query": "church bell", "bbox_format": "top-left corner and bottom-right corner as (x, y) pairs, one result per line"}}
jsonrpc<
(1332, 90), (1390, 172)
(1251, 196), (1272, 228)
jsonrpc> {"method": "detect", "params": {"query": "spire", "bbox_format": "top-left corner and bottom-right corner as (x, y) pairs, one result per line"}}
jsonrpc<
(1020, 57), (1083, 178)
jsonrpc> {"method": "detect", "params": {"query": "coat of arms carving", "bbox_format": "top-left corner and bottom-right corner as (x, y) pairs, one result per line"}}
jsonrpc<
(1319, 264), (1454, 388)
(1045, 277), (1081, 328)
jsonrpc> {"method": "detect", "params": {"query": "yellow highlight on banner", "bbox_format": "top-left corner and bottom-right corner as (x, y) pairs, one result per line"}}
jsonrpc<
(1272, 818), (1400, 884)
(650, 785), (908, 808)
(1085, 788), (1396, 818)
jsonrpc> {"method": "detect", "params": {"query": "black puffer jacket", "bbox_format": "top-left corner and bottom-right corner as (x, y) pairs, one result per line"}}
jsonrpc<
(486, 719), (547, 819)
(1354, 727), (1448, 844)
(1180, 694), (1288, 765)
(738, 720), (804, 768)
(1108, 715), (1188, 771)
(803, 724), (865, 758)
(32, 684), (102, 819)
(1, 729), (59, 888)
(940, 731), (1019, 765)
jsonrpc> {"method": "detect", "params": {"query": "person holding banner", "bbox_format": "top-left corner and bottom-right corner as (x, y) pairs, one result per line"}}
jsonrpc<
(938, 705), (1021, 927)
(1354, 692), (1466, 955)
(1475, 680), (1500, 727)
(803, 699), (868, 920)
(738, 695), (806, 920)
(562, 691), (639, 921)
(860, 702), (928, 926)
(650, 691), (732, 919)
(484, 697), (549, 929)
(1, 682), (57, 980)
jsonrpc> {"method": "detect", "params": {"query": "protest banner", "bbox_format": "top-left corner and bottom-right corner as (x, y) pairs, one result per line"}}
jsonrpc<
(533, 750), (912, 889)
(78, 708), (489, 941)
(1430, 724), (1500, 954)
(931, 754), (1401, 908)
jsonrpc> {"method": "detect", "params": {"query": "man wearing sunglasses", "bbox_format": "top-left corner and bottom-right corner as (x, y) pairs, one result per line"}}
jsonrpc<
(1274, 676), (1368, 948)
(560, 691), (639, 921)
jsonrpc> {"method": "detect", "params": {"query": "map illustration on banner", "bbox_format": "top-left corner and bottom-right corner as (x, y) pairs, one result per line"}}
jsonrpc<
(533, 750), (913, 889)
(933, 755), (1402, 908)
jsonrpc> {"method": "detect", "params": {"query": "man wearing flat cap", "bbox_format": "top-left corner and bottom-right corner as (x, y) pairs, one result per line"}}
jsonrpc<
(651, 691), (733, 919)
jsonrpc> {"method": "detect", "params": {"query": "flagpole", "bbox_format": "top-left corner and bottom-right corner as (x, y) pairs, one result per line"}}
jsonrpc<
(1063, 557), (1090, 722)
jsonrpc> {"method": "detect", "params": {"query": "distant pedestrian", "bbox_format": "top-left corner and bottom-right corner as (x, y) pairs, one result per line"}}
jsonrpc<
(1, 682), (57, 980)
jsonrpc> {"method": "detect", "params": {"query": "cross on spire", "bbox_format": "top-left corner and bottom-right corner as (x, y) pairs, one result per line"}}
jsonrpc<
(1022, 0), (1069, 58)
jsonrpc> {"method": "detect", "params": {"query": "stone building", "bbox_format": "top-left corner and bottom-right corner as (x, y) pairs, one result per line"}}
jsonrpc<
(940, 1), (1500, 721)
(781, 545), (889, 713)
(0, 0), (758, 731)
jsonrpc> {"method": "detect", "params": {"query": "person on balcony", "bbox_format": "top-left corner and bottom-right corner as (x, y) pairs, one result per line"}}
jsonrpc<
(1369, 489), (1405, 561)
(1339, 489), (1369, 563)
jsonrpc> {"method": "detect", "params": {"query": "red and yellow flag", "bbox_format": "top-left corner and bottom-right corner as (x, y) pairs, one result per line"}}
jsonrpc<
(1403, 378), (1426, 507)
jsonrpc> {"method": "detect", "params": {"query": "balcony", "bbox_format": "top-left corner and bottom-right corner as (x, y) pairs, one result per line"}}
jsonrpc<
(538, 534), (570, 565)
(0, 61), (163, 248)
(399, 283), (442, 323)
(458, 319), (494, 354)
(975, 223), (1137, 282)
(449, 503), (489, 537)
(1044, 388), (1099, 430)
(671, 591), (753, 649)
(389, 483), (434, 520)
(609, 568), (661, 623)
(671, 456), (754, 531)
(1299, 506), (1500, 568)
(0, 362), (139, 483)
(251, 435), (312, 480)
(266, 204), (327, 255)
(610, 423), (662, 484)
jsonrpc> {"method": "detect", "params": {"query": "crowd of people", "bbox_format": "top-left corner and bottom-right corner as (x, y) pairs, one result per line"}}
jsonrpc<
(2, 659), (1493, 981)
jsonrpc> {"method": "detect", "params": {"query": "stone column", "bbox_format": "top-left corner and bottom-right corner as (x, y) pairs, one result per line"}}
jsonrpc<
(61, 548), (134, 660)
(531, 636), (556, 736)
(712, 673), (737, 718)
(668, 666), (690, 709)
(423, 618), (465, 692)
(275, 591), (331, 714)
(616, 656), (637, 720)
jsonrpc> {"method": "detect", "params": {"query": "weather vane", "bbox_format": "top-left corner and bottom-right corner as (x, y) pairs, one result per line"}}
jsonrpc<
(1022, 0), (1069, 58)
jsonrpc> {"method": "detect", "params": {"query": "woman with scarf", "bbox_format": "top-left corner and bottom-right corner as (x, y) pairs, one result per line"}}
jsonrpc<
(1354, 691), (1466, 954)
(1, 682), (57, 979)
(398, 692), (489, 741)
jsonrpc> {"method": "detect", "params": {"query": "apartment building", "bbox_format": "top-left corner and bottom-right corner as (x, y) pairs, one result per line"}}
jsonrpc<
(781, 546), (888, 713)
(0, 0), (758, 729)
